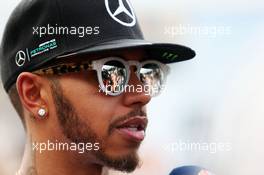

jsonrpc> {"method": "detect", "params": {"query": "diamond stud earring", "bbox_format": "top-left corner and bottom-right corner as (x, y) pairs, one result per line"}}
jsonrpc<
(38, 108), (46, 118)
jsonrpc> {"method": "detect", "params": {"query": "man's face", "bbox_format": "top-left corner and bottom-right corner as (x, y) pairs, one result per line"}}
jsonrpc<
(49, 50), (151, 172)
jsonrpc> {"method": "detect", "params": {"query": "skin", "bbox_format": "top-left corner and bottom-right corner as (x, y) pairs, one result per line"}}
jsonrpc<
(16, 49), (151, 175)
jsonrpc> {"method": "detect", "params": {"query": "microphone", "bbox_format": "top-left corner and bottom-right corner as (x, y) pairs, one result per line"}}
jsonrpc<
(169, 166), (215, 175)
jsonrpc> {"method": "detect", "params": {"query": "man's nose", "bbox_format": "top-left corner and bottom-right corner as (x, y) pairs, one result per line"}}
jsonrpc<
(122, 71), (151, 107)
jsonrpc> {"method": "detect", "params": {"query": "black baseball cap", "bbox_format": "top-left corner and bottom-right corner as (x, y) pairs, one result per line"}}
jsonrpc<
(0, 0), (195, 92)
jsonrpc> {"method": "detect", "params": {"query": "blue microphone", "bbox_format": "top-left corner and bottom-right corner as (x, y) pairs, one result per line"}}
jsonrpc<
(169, 166), (214, 175)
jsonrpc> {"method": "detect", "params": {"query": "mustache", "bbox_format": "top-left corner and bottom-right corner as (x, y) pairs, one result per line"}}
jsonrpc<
(108, 108), (147, 135)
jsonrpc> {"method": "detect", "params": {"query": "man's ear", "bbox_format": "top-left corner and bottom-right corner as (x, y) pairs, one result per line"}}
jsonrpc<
(16, 72), (49, 119)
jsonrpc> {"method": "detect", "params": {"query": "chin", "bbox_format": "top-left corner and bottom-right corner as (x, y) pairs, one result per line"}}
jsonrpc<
(94, 147), (140, 173)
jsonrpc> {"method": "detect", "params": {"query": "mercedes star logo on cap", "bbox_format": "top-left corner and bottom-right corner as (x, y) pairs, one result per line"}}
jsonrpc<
(15, 51), (26, 67)
(105, 0), (136, 27)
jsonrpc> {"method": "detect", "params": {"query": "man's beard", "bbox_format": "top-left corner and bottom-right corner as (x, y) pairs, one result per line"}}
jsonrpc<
(49, 79), (140, 172)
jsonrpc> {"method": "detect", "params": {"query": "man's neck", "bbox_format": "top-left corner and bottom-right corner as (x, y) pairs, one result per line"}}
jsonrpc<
(17, 136), (105, 175)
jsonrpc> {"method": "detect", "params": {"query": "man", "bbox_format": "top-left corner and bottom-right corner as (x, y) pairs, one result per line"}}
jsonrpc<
(0, 0), (195, 174)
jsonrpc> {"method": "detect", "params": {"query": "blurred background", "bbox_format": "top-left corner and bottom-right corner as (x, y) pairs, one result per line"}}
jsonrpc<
(1, 0), (264, 175)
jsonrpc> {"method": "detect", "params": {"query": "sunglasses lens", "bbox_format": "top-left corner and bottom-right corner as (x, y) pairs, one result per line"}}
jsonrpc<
(140, 63), (164, 96)
(101, 60), (127, 94)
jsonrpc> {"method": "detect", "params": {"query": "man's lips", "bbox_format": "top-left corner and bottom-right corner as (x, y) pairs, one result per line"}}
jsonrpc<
(115, 116), (148, 142)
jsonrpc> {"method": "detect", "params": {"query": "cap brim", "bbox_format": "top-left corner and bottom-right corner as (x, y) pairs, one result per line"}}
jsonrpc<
(59, 39), (195, 64)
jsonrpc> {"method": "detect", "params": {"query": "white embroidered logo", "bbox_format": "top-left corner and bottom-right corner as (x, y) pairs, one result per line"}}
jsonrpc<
(105, 0), (136, 27)
(15, 50), (26, 67)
